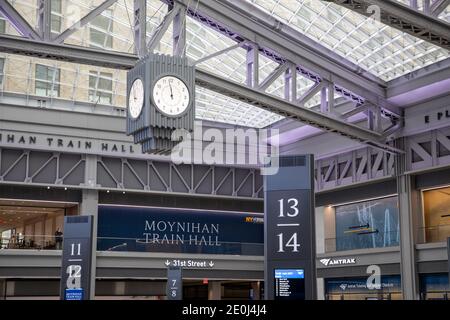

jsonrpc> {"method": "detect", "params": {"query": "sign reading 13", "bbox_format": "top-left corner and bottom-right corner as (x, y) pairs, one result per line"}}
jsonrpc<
(277, 198), (301, 253)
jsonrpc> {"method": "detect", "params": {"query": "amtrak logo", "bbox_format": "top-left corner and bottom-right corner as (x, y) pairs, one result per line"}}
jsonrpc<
(339, 284), (348, 291)
(319, 258), (356, 266)
(320, 259), (331, 266)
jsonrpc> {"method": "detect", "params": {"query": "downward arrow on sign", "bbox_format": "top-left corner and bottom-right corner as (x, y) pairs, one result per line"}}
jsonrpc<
(165, 260), (170, 266)
(209, 261), (214, 267)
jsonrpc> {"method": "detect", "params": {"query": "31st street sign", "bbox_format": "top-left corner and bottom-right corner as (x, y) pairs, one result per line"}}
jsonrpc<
(164, 259), (215, 268)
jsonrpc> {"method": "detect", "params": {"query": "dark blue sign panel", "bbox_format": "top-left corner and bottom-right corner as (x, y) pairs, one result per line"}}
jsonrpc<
(264, 155), (316, 300)
(65, 289), (83, 300)
(60, 216), (93, 300)
(274, 269), (305, 300)
(326, 276), (401, 294)
(97, 206), (263, 255)
(167, 267), (183, 300)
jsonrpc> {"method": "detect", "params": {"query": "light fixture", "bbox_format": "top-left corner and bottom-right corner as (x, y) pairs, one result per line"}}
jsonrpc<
(64, 187), (68, 191)
(47, 186), (51, 190)
(106, 190), (110, 193)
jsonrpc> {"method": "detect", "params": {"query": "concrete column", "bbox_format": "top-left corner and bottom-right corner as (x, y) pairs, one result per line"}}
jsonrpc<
(80, 189), (98, 300)
(208, 281), (222, 300)
(315, 207), (325, 254)
(397, 174), (419, 300)
(81, 154), (99, 300)
(316, 278), (325, 300)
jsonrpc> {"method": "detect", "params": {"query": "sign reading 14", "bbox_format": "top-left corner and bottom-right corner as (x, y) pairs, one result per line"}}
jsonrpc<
(277, 198), (301, 253)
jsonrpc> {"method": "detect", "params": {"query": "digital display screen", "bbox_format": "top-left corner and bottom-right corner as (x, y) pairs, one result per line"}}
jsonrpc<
(274, 269), (305, 300)
(65, 288), (83, 300)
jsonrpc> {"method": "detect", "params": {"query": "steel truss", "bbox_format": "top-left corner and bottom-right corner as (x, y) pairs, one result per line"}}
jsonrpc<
(2, 127), (447, 196)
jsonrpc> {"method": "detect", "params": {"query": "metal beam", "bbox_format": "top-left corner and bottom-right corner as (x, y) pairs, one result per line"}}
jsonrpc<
(386, 57), (450, 98)
(173, 5), (186, 56)
(147, 5), (181, 52)
(37, 0), (51, 41)
(0, 0), (41, 40)
(195, 70), (403, 154)
(134, 0), (147, 57)
(54, 0), (119, 44)
(0, 34), (136, 70)
(325, 0), (450, 50)
(297, 81), (327, 106)
(431, 0), (450, 17)
(0, 34), (402, 154)
(173, 0), (393, 110)
(258, 63), (289, 92)
(341, 103), (371, 119)
(193, 42), (243, 66)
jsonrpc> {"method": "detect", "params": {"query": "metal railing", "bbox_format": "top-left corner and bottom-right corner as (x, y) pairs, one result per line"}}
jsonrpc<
(324, 230), (400, 252)
(1, 235), (62, 250)
(97, 237), (264, 256)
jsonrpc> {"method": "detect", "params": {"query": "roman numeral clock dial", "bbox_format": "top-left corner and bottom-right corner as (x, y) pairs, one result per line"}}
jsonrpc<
(153, 76), (191, 117)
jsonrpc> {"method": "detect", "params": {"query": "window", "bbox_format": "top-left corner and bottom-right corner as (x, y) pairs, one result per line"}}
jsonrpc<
(0, 58), (4, 87)
(89, 71), (113, 105)
(51, 0), (63, 34)
(422, 187), (450, 243)
(89, 9), (113, 49)
(333, 196), (399, 251)
(0, 17), (5, 34)
(35, 64), (60, 97)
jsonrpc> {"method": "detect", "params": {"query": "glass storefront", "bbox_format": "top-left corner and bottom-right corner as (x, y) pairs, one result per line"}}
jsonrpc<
(0, 199), (77, 250)
(333, 197), (400, 251)
(325, 275), (402, 300)
(422, 187), (450, 243)
(420, 274), (450, 300)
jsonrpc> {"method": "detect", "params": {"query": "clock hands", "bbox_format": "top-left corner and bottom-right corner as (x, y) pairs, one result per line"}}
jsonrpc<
(169, 82), (174, 100)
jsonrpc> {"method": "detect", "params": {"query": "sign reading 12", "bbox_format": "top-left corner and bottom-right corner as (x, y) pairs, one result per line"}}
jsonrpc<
(277, 198), (301, 253)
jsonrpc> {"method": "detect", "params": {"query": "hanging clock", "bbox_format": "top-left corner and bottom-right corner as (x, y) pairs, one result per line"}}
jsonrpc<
(126, 54), (195, 154)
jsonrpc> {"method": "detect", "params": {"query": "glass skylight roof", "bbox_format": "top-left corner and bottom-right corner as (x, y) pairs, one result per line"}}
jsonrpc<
(1, 0), (449, 128)
(248, 0), (449, 81)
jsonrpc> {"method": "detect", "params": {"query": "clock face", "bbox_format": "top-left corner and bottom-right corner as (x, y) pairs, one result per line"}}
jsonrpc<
(129, 78), (144, 119)
(152, 76), (190, 117)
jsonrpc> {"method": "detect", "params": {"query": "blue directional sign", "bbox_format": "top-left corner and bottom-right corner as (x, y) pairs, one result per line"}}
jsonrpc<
(65, 288), (83, 300)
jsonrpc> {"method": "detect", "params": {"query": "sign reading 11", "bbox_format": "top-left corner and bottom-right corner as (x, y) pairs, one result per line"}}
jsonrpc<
(277, 198), (301, 253)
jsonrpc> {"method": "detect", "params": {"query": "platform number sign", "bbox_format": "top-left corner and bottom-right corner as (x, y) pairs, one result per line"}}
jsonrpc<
(66, 243), (82, 290)
(60, 216), (93, 300)
(277, 198), (301, 253)
(167, 267), (183, 300)
(264, 155), (316, 300)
